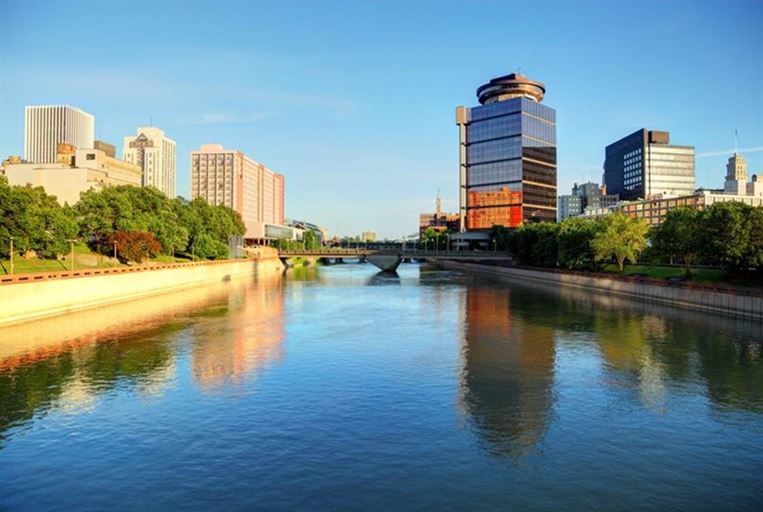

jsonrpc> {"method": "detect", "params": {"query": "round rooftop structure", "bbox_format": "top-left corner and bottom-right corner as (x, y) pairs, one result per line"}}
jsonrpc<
(476, 73), (545, 105)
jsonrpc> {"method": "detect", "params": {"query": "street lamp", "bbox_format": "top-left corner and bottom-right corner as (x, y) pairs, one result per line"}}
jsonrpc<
(8, 236), (14, 275)
(66, 239), (77, 270)
(113, 240), (118, 264)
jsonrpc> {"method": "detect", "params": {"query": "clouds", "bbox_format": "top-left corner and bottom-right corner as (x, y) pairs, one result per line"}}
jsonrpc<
(697, 146), (763, 158)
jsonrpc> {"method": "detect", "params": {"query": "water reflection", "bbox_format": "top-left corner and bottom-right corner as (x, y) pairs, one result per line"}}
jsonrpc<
(0, 273), (286, 443)
(476, 276), (763, 415)
(366, 271), (400, 286)
(459, 286), (555, 458)
(192, 273), (285, 391)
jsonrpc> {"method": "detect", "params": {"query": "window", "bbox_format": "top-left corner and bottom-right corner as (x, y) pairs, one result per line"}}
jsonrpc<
(86, 153), (96, 160)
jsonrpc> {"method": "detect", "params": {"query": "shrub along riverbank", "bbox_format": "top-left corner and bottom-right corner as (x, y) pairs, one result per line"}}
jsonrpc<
(491, 202), (763, 282)
(0, 177), (245, 268)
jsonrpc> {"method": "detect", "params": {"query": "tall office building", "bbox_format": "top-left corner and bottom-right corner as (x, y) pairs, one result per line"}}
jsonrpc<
(456, 73), (557, 231)
(603, 129), (695, 201)
(123, 127), (177, 197)
(24, 105), (95, 163)
(190, 144), (285, 239)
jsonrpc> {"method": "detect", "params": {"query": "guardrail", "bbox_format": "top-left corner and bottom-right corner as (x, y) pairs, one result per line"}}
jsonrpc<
(0, 258), (257, 286)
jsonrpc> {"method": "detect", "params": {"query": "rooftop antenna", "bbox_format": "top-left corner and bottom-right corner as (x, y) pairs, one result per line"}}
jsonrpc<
(734, 129), (738, 155)
(150, 117), (153, 127)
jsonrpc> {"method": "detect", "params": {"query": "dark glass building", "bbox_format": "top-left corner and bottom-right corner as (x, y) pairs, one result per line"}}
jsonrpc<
(603, 129), (695, 201)
(456, 73), (557, 230)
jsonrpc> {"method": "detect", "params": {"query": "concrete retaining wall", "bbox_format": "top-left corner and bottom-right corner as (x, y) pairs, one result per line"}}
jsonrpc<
(436, 261), (763, 320)
(0, 257), (284, 326)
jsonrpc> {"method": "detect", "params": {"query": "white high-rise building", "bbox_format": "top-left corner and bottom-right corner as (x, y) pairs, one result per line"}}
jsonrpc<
(24, 105), (95, 163)
(123, 127), (177, 197)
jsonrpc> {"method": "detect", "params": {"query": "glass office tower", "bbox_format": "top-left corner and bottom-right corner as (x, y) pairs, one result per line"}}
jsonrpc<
(456, 73), (557, 231)
(603, 129), (695, 201)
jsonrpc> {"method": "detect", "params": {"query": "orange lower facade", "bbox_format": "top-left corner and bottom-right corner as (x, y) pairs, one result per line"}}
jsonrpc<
(466, 188), (523, 229)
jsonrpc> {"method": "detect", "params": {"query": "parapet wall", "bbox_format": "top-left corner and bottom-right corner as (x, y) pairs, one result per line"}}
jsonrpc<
(0, 257), (284, 326)
(437, 261), (763, 320)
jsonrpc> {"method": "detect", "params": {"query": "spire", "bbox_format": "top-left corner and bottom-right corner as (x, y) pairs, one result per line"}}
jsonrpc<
(436, 189), (442, 216)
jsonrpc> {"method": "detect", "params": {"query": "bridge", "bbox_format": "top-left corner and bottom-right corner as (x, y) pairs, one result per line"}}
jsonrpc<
(276, 248), (511, 272)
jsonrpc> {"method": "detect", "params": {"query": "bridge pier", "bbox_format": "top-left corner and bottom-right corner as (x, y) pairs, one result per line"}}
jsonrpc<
(366, 254), (401, 273)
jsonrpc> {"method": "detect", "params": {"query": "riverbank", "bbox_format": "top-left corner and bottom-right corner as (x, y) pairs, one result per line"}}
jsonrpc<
(0, 255), (284, 326)
(435, 260), (763, 320)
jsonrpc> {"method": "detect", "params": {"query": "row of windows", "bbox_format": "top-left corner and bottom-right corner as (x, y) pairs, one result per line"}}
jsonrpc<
(467, 160), (522, 185)
(522, 146), (557, 165)
(467, 182), (522, 193)
(467, 205), (523, 229)
(522, 184), (557, 207)
(523, 160), (556, 186)
(469, 97), (556, 123)
(522, 115), (556, 144)
(467, 137), (522, 164)
(467, 113), (522, 143)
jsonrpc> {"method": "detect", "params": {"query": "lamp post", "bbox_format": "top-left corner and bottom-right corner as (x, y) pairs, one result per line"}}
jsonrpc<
(9, 236), (14, 275)
(113, 240), (118, 264)
(66, 239), (76, 270)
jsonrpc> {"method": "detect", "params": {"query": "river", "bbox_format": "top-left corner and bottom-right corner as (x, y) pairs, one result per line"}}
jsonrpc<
(1, 263), (762, 511)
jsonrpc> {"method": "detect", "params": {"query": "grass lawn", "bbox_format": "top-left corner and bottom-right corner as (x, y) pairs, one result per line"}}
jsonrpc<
(1, 244), (192, 275)
(602, 264), (729, 283)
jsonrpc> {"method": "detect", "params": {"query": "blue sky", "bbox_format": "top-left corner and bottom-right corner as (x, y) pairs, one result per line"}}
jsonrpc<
(1, 0), (761, 239)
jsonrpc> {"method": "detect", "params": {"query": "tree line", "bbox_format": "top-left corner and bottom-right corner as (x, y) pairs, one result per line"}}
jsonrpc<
(0, 178), (246, 262)
(492, 201), (763, 276)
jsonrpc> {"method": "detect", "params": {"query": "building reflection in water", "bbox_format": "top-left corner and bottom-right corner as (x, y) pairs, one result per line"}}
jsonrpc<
(508, 278), (763, 414)
(0, 273), (286, 442)
(458, 286), (555, 458)
(191, 272), (285, 391)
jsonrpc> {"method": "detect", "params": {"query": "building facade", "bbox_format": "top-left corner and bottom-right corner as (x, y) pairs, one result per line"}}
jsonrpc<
(585, 151), (762, 225)
(419, 191), (460, 236)
(190, 144), (285, 239)
(123, 127), (177, 197)
(557, 182), (619, 221)
(3, 143), (141, 205)
(603, 129), (695, 201)
(456, 73), (557, 231)
(24, 105), (95, 163)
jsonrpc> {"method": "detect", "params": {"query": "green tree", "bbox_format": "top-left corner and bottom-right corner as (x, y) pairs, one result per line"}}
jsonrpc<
(0, 180), (77, 258)
(509, 222), (558, 267)
(490, 225), (512, 251)
(745, 206), (763, 270)
(650, 207), (702, 276)
(592, 212), (649, 272)
(557, 217), (601, 270)
(700, 202), (751, 271)
(303, 230), (319, 250)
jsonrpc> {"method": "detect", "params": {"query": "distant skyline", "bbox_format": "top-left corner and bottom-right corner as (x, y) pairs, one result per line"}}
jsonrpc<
(1, 0), (761, 239)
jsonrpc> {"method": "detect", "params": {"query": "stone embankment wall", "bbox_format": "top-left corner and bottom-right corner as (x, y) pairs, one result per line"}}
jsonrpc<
(0, 257), (284, 326)
(436, 261), (763, 320)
